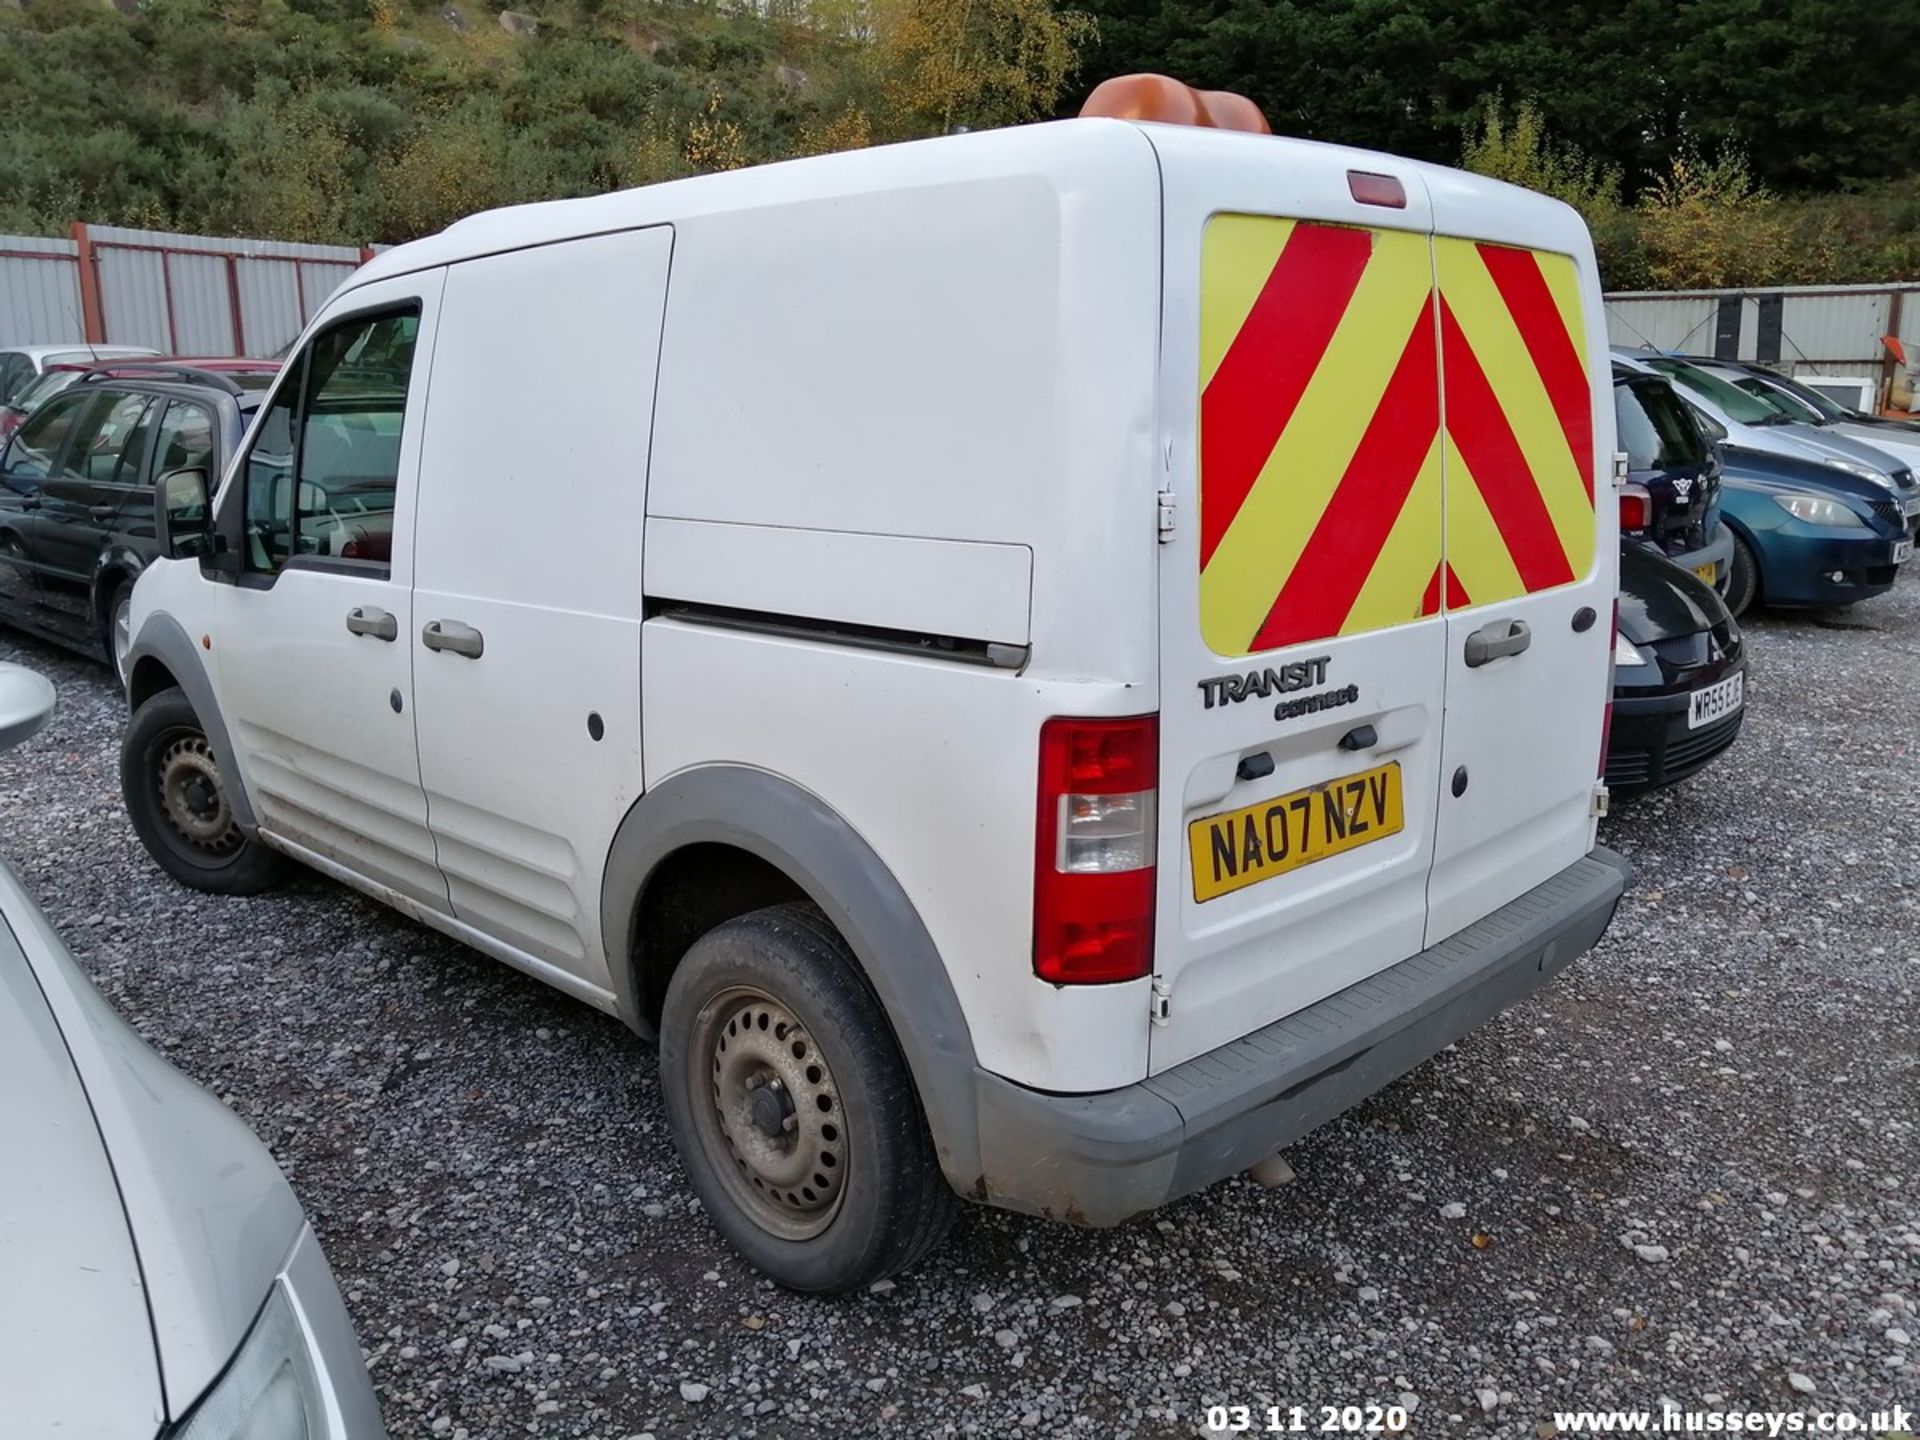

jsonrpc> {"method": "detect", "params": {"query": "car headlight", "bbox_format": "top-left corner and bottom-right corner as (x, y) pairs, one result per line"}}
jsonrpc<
(1774, 492), (1865, 527)
(171, 1283), (326, 1439)
(1614, 634), (1651, 667)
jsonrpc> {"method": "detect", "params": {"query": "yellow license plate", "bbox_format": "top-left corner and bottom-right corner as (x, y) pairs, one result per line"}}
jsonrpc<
(1188, 761), (1404, 903)
(1693, 561), (1717, 584)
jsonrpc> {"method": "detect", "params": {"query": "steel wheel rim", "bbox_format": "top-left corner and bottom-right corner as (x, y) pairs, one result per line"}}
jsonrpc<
(2, 537), (35, 590)
(156, 732), (242, 856)
(687, 985), (847, 1241)
(112, 596), (132, 689)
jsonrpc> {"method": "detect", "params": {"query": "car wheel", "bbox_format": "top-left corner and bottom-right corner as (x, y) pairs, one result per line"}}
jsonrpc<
(1725, 533), (1761, 617)
(121, 688), (286, 895)
(103, 581), (133, 691)
(0, 532), (38, 591)
(659, 902), (958, 1293)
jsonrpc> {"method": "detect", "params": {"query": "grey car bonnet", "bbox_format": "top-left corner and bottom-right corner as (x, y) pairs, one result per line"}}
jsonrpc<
(0, 662), (306, 1420)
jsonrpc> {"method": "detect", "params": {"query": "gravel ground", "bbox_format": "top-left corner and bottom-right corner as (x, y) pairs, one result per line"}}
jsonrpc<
(2, 575), (1917, 1440)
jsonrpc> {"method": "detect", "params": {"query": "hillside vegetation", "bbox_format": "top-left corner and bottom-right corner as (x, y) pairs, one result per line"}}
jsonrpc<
(0, 0), (1087, 243)
(2, 0), (1915, 288)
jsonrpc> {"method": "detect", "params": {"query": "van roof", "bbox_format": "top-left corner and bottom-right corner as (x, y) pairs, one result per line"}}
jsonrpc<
(346, 118), (1579, 298)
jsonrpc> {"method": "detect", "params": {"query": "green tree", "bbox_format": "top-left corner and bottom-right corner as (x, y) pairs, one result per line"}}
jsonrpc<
(869, 0), (1095, 137)
(1462, 96), (1641, 286)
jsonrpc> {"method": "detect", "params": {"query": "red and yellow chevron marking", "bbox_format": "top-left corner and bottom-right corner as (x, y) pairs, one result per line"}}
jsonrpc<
(1197, 218), (1596, 657)
(1435, 237), (1594, 609)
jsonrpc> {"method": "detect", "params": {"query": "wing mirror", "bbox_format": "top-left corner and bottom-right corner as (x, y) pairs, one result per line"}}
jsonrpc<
(0, 662), (55, 754)
(154, 467), (213, 561)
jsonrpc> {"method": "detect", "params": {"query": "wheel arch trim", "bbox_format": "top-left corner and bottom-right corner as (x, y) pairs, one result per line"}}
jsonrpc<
(125, 609), (257, 832)
(600, 766), (983, 1186)
(91, 548), (146, 629)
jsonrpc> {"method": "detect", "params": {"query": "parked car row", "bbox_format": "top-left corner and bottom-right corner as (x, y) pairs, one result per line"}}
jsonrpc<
(1602, 346), (1916, 795)
(0, 355), (280, 686)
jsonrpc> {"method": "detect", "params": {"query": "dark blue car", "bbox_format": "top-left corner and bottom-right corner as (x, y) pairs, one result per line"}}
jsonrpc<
(1717, 444), (1912, 615)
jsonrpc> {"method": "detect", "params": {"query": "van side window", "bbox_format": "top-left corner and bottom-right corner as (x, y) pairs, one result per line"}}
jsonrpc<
(243, 308), (419, 576)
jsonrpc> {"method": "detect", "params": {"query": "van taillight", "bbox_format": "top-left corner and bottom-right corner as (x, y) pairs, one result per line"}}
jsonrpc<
(1619, 483), (1652, 532)
(1033, 714), (1158, 985)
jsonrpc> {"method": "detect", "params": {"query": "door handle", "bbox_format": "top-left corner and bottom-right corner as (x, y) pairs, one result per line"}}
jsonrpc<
(89, 503), (117, 522)
(1464, 617), (1532, 667)
(422, 619), (484, 659)
(345, 605), (398, 641)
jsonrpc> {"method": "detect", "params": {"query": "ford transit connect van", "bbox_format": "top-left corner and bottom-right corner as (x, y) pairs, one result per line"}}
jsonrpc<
(119, 110), (1629, 1291)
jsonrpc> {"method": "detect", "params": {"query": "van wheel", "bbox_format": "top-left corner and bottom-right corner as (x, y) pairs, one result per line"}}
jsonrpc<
(659, 902), (957, 1293)
(121, 688), (285, 895)
(1725, 534), (1760, 617)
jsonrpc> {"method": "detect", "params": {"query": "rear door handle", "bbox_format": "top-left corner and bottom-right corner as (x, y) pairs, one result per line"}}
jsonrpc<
(89, 503), (117, 522)
(422, 619), (484, 659)
(1464, 617), (1531, 667)
(345, 605), (398, 642)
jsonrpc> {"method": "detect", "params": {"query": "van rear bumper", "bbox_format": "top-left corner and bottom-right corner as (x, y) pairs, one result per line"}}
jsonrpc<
(966, 846), (1631, 1226)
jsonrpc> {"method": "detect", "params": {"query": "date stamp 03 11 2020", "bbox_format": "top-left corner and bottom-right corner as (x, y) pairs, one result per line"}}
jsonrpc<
(1205, 1404), (1412, 1435)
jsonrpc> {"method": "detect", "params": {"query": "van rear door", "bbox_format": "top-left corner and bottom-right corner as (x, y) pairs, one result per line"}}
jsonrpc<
(1423, 197), (1614, 941)
(1147, 136), (1449, 1072)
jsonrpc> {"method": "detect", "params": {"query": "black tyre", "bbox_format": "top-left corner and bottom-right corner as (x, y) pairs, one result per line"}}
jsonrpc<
(121, 688), (286, 895)
(659, 902), (957, 1292)
(1725, 533), (1761, 618)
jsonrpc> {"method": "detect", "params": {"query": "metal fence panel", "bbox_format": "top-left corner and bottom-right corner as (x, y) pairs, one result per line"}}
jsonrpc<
(1608, 283), (1918, 368)
(0, 224), (372, 359)
(234, 256), (304, 355)
(94, 244), (173, 351)
(1605, 295), (1719, 355)
(0, 234), (84, 346)
(1778, 293), (1890, 366)
(168, 250), (239, 354)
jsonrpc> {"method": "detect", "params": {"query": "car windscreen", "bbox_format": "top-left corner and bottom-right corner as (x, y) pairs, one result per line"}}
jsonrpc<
(1735, 377), (1824, 424)
(1646, 358), (1789, 426)
(8, 369), (82, 413)
(1771, 375), (1853, 421)
(1617, 378), (1709, 469)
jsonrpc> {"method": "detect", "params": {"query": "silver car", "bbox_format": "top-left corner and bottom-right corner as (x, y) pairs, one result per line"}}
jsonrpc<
(0, 663), (386, 1438)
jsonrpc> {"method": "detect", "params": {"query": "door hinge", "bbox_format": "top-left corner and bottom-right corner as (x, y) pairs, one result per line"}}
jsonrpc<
(1611, 450), (1629, 490)
(1591, 781), (1611, 818)
(1157, 487), (1176, 544)
(1150, 976), (1172, 1025)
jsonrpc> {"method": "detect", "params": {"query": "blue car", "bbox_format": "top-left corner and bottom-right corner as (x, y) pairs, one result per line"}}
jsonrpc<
(1718, 444), (1913, 615)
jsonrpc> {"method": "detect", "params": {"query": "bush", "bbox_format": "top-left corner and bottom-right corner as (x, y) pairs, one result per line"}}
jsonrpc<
(1464, 95), (1919, 290)
(0, 0), (1092, 241)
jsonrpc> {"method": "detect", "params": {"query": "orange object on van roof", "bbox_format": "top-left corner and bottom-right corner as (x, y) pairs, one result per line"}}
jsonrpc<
(1078, 74), (1272, 134)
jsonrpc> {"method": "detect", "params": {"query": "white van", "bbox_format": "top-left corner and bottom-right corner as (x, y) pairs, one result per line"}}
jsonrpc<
(122, 115), (1629, 1292)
